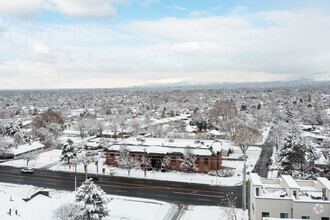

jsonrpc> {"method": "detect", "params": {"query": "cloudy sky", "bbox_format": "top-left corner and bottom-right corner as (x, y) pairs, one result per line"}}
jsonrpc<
(0, 0), (329, 89)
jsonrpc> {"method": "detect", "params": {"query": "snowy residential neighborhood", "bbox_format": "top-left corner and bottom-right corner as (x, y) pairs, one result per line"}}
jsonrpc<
(0, 0), (330, 219)
(0, 82), (329, 220)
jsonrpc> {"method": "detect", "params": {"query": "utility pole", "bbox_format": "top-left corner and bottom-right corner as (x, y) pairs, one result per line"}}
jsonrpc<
(242, 114), (247, 211)
(74, 162), (77, 191)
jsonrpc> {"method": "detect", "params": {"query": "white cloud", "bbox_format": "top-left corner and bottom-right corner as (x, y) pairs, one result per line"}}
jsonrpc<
(0, 8), (329, 89)
(0, 0), (42, 18)
(168, 4), (186, 11)
(46, 0), (126, 19)
(138, 0), (159, 7)
(0, 19), (4, 31)
(188, 11), (201, 17)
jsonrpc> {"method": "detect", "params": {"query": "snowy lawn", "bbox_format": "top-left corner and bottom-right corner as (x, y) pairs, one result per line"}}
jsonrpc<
(179, 205), (247, 220)
(0, 182), (247, 220)
(0, 149), (62, 169)
(50, 145), (261, 186)
(221, 146), (262, 185)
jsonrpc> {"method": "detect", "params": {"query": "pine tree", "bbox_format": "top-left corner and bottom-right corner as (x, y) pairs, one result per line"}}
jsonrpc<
(76, 179), (109, 220)
(180, 147), (198, 173)
(61, 140), (77, 164)
(278, 130), (321, 180)
(285, 107), (294, 123)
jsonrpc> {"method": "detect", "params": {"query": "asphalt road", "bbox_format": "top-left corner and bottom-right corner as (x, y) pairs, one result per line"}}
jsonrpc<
(254, 137), (273, 178)
(0, 166), (243, 207)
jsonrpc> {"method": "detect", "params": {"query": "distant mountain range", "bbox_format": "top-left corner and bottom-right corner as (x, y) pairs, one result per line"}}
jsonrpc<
(133, 78), (329, 90)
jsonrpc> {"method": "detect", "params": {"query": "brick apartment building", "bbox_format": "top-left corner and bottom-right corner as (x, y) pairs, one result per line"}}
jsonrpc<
(105, 138), (223, 173)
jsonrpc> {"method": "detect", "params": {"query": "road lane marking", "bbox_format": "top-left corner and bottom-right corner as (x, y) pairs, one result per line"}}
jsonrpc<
(0, 170), (224, 195)
(173, 191), (223, 198)
(197, 198), (210, 201)
(155, 194), (168, 197)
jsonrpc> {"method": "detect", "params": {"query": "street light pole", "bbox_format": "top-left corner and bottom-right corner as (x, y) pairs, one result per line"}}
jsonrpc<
(74, 162), (77, 191)
(242, 114), (247, 211)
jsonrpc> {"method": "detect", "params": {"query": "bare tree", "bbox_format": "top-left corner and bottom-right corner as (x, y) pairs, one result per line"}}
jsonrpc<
(180, 147), (198, 173)
(107, 116), (119, 140)
(96, 120), (107, 137)
(23, 152), (39, 166)
(221, 192), (238, 220)
(119, 117), (127, 140)
(116, 145), (140, 176)
(230, 124), (262, 153)
(129, 118), (142, 137)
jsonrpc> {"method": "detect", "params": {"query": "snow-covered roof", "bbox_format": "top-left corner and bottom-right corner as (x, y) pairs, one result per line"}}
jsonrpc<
(11, 142), (45, 155)
(121, 137), (222, 150)
(208, 130), (223, 136)
(107, 137), (223, 156)
(281, 175), (300, 189)
(317, 177), (330, 190)
(63, 130), (81, 135)
(249, 173), (262, 186)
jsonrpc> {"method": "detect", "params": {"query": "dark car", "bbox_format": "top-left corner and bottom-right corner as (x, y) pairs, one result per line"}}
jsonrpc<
(87, 176), (99, 181)
(267, 158), (273, 165)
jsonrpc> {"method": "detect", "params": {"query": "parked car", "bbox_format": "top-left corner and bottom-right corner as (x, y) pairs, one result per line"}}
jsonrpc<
(86, 151), (98, 156)
(267, 158), (273, 165)
(239, 155), (248, 159)
(87, 176), (99, 181)
(21, 168), (34, 174)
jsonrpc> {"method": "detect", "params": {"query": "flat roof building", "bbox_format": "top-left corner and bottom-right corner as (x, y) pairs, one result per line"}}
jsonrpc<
(249, 173), (330, 220)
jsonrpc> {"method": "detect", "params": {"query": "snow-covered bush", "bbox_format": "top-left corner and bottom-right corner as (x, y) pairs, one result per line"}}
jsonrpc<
(52, 202), (81, 220)
(208, 170), (234, 177)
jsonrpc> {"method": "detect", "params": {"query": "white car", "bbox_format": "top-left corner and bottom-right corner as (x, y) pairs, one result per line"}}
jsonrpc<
(21, 168), (34, 174)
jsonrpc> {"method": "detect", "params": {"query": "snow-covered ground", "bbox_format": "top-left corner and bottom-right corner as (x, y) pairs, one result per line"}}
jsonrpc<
(1, 149), (62, 169)
(0, 182), (246, 220)
(179, 205), (247, 220)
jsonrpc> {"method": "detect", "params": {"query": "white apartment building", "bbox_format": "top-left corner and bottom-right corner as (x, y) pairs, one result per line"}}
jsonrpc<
(249, 173), (330, 220)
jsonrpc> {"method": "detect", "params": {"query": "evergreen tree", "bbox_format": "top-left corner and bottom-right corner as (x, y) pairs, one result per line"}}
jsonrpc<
(180, 147), (198, 173)
(61, 140), (77, 164)
(278, 130), (321, 180)
(285, 107), (294, 123)
(76, 179), (109, 220)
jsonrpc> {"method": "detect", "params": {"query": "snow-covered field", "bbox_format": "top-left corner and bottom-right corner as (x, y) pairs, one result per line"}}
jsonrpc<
(1, 149), (62, 169)
(0, 182), (246, 220)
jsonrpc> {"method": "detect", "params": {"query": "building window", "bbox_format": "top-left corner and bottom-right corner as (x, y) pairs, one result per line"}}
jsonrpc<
(262, 212), (269, 218)
(321, 218), (330, 220)
(139, 155), (142, 160)
(302, 217), (310, 219)
(293, 190), (297, 199)
(204, 158), (208, 164)
(110, 154), (114, 158)
(196, 157), (200, 164)
(172, 157), (176, 163)
(280, 213), (288, 218)
(256, 187), (259, 196)
(131, 154), (135, 158)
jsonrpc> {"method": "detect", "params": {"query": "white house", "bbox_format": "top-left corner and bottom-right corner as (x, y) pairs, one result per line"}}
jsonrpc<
(249, 173), (330, 220)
